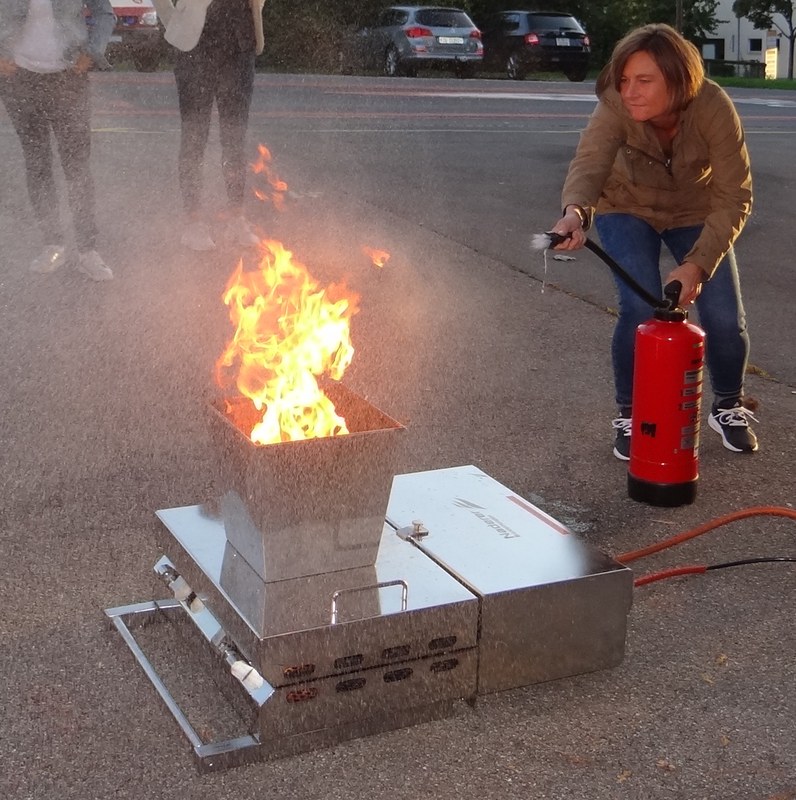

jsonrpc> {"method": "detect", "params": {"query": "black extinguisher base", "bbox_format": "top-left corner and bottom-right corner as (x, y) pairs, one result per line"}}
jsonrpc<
(627, 472), (698, 507)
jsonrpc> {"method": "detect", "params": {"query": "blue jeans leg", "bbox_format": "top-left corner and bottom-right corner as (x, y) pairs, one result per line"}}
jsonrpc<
(594, 214), (664, 410)
(595, 214), (750, 410)
(661, 226), (749, 405)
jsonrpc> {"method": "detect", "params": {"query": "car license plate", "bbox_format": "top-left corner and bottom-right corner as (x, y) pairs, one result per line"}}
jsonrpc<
(556, 37), (571, 46)
(438, 36), (464, 45)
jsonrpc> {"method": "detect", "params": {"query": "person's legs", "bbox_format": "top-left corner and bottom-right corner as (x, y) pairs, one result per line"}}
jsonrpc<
(48, 71), (99, 254)
(595, 213), (665, 460)
(663, 227), (750, 404)
(216, 51), (255, 212)
(0, 70), (65, 249)
(663, 226), (756, 451)
(215, 51), (259, 246)
(174, 53), (216, 217)
(595, 214), (665, 409)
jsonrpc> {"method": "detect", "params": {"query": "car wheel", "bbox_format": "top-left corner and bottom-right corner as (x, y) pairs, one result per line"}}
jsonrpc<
(384, 46), (401, 77)
(133, 50), (159, 72)
(565, 67), (588, 82)
(506, 53), (525, 81)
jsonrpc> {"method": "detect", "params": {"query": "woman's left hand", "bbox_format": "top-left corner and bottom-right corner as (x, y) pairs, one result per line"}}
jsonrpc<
(666, 261), (706, 305)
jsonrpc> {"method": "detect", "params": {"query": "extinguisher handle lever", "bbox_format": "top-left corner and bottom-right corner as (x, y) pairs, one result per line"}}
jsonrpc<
(663, 280), (683, 310)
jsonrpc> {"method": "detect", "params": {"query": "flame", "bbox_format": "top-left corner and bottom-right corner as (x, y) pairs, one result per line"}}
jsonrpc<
(251, 144), (288, 210)
(216, 240), (360, 444)
(362, 246), (390, 268)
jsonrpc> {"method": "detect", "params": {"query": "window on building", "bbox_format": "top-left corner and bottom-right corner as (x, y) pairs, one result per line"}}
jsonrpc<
(749, 38), (763, 52)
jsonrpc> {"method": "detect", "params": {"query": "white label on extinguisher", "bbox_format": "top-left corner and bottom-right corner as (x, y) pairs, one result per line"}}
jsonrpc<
(683, 368), (702, 384)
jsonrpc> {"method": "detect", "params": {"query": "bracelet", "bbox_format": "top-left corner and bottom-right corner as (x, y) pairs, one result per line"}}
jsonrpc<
(563, 204), (589, 229)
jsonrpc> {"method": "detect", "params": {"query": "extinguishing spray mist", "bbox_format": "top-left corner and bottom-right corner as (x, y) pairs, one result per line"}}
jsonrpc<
(628, 281), (706, 507)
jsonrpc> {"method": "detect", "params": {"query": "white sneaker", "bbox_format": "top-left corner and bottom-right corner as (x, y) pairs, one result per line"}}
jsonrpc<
(30, 244), (67, 274)
(78, 250), (114, 281)
(181, 219), (216, 251)
(224, 215), (260, 247)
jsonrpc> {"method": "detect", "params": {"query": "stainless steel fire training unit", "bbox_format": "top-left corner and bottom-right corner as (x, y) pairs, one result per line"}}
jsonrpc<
(105, 387), (633, 772)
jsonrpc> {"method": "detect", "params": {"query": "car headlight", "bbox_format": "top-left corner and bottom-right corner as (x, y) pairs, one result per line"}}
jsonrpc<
(142, 11), (158, 26)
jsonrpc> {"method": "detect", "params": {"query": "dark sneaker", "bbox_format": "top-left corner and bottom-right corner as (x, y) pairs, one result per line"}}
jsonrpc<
(612, 415), (632, 461)
(708, 403), (759, 453)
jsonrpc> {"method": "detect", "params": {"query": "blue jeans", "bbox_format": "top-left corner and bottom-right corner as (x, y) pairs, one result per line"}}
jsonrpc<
(594, 213), (750, 411)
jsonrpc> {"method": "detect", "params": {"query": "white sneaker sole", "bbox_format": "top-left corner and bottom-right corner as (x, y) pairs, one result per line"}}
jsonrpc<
(613, 446), (630, 462)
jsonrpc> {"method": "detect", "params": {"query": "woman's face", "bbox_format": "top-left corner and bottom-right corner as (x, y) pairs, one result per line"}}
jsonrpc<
(619, 50), (672, 124)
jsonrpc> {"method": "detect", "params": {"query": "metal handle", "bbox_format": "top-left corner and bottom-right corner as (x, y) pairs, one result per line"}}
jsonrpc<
(331, 579), (409, 624)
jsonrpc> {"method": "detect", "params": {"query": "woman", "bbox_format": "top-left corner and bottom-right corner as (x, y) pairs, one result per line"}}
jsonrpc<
(0, 0), (115, 280)
(549, 23), (757, 460)
(153, 0), (266, 251)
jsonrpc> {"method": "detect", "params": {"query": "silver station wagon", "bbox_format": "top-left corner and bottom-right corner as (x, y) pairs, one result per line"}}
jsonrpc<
(349, 5), (483, 78)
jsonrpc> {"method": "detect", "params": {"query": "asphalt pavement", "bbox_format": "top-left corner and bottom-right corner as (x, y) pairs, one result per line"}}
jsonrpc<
(0, 72), (793, 800)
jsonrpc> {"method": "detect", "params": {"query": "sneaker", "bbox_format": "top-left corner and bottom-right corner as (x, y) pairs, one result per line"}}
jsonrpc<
(612, 414), (632, 461)
(708, 402), (759, 453)
(30, 244), (67, 274)
(181, 219), (216, 251)
(78, 250), (113, 281)
(224, 214), (260, 247)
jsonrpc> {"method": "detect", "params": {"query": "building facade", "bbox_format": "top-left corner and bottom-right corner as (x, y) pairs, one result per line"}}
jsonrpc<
(704, 0), (792, 78)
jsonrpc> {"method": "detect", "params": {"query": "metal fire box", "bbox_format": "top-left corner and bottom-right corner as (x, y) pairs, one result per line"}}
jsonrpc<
(385, 466), (634, 694)
(106, 396), (632, 772)
(208, 383), (404, 582)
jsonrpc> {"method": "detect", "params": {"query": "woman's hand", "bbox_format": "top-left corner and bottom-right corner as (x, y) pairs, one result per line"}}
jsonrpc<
(0, 58), (17, 77)
(666, 261), (706, 305)
(549, 206), (587, 250)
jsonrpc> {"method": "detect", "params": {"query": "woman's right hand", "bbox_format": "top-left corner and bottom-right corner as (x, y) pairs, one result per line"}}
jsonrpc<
(550, 206), (587, 250)
(0, 58), (17, 77)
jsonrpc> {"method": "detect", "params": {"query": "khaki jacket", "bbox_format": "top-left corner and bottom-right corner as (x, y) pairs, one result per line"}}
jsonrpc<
(153, 0), (265, 55)
(561, 80), (752, 278)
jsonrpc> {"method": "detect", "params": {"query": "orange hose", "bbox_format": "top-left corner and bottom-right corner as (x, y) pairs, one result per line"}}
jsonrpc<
(634, 565), (707, 586)
(616, 506), (796, 564)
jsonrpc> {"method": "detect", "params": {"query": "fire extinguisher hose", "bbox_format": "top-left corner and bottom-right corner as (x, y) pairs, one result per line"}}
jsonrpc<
(615, 506), (796, 587)
(541, 231), (671, 310)
(616, 506), (796, 564)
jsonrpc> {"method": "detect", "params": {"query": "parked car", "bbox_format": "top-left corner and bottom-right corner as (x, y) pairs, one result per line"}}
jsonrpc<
(87, 0), (164, 72)
(343, 6), (483, 78)
(479, 11), (590, 82)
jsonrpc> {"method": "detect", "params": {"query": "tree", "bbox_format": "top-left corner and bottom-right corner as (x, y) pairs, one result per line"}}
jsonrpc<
(647, 0), (722, 40)
(733, 0), (796, 78)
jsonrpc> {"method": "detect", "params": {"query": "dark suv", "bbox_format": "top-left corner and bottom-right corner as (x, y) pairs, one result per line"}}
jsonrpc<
(479, 11), (590, 81)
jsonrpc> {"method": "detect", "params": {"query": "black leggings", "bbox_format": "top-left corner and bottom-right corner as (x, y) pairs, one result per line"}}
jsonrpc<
(174, 48), (255, 214)
(0, 68), (98, 252)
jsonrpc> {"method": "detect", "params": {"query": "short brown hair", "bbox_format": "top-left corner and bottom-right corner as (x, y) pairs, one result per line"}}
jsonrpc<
(597, 24), (705, 112)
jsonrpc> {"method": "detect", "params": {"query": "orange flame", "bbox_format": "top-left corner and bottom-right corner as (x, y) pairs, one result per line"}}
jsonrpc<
(251, 144), (288, 211)
(362, 246), (390, 268)
(216, 240), (360, 444)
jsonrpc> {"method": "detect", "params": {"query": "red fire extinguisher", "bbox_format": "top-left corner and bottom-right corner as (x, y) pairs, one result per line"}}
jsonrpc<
(628, 281), (706, 507)
(535, 234), (706, 507)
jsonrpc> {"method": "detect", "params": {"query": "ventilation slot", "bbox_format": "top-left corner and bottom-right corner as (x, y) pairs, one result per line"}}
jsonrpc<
(383, 667), (413, 683)
(381, 644), (411, 660)
(286, 687), (319, 703)
(430, 658), (459, 673)
(336, 677), (367, 693)
(283, 663), (316, 680)
(428, 635), (457, 651)
(334, 654), (364, 670)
